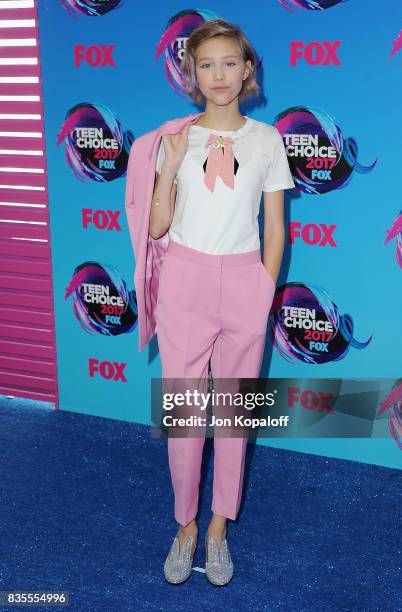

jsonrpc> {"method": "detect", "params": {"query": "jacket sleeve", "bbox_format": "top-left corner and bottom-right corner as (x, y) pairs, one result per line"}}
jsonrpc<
(124, 139), (138, 257)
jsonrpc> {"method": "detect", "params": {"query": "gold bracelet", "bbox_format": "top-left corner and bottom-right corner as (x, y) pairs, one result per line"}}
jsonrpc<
(153, 196), (170, 206)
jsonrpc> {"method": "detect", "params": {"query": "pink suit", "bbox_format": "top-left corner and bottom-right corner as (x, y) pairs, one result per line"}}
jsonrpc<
(124, 113), (276, 526)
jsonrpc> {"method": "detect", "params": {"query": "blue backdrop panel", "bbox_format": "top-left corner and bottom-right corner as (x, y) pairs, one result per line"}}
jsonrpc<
(37, 0), (402, 468)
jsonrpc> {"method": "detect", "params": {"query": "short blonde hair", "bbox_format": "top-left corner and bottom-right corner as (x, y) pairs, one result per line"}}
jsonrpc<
(180, 18), (260, 106)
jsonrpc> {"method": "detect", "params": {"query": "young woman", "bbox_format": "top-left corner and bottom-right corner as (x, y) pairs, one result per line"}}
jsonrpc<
(150, 19), (295, 585)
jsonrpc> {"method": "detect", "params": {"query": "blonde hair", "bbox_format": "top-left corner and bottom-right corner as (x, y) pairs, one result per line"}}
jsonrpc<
(180, 18), (260, 106)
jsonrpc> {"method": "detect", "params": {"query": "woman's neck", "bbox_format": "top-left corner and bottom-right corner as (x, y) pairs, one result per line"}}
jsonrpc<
(194, 109), (246, 132)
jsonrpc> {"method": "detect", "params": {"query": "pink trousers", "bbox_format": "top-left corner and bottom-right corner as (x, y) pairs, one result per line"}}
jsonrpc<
(155, 239), (276, 525)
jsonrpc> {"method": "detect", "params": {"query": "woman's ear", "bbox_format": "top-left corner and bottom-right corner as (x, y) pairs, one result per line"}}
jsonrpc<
(244, 60), (253, 79)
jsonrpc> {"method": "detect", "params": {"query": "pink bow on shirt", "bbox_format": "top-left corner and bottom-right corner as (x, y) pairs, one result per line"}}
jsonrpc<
(204, 133), (235, 192)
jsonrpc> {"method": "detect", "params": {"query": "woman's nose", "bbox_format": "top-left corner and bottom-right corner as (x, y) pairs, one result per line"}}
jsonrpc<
(214, 72), (224, 81)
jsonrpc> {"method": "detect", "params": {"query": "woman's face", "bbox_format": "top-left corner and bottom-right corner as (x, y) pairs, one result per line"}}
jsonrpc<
(194, 36), (251, 107)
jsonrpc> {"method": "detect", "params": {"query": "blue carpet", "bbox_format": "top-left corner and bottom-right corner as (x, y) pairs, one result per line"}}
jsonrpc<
(0, 396), (401, 611)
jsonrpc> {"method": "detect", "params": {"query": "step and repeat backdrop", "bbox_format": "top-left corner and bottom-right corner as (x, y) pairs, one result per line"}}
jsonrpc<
(37, 0), (402, 467)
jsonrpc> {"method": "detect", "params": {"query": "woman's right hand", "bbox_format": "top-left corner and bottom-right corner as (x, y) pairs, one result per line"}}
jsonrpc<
(161, 124), (191, 172)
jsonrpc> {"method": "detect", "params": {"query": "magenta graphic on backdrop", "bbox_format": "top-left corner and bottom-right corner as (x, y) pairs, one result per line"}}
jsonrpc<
(61, 0), (125, 17)
(377, 380), (402, 450)
(64, 262), (137, 335)
(390, 30), (402, 59)
(268, 283), (372, 364)
(154, 9), (220, 96)
(384, 212), (402, 268)
(274, 106), (377, 195)
(278, 0), (346, 11)
(57, 103), (134, 182)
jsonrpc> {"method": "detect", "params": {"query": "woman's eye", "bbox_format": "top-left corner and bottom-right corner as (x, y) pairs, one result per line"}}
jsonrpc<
(200, 62), (237, 69)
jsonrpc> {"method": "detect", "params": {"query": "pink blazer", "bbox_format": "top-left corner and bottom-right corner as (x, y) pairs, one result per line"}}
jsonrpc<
(125, 111), (204, 351)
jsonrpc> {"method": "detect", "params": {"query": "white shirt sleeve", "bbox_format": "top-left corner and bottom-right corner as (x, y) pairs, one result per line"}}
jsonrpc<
(263, 128), (295, 193)
(155, 139), (177, 184)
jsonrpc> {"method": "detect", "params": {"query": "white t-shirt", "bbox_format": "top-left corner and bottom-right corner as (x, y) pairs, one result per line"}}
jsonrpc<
(155, 115), (295, 254)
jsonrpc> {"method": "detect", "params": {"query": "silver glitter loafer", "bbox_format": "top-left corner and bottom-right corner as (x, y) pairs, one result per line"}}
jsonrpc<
(205, 535), (234, 586)
(163, 534), (196, 584)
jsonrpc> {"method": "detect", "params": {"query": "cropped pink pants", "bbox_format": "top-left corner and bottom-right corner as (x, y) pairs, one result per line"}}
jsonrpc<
(155, 239), (276, 526)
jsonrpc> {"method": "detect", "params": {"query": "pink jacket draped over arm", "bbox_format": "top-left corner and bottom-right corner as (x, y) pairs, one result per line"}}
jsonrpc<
(124, 112), (203, 352)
